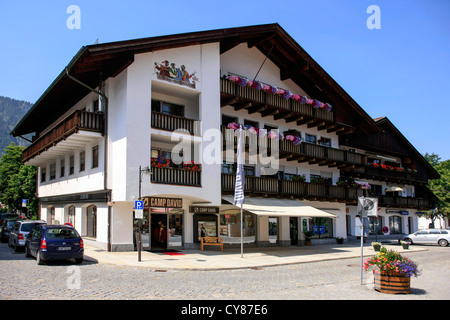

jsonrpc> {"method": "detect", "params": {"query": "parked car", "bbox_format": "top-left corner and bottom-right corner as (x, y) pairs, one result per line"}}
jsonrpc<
(399, 229), (450, 247)
(0, 213), (20, 226)
(0, 218), (23, 242)
(8, 220), (46, 252)
(25, 224), (84, 265)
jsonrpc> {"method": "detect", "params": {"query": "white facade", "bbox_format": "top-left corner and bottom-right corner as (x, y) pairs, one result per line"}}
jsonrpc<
(22, 27), (434, 252)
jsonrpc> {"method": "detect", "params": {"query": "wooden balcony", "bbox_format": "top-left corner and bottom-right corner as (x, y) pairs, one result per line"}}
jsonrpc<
(222, 126), (365, 169)
(221, 173), (435, 209)
(23, 110), (104, 163)
(151, 166), (201, 187)
(151, 112), (198, 135)
(221, 173), (355, 203)
(220, 78), (354, 135)
(341, 164), (420, 185)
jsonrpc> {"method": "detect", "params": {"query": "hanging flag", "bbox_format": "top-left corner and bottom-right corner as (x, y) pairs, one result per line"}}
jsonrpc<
(234, 126), (245, 206)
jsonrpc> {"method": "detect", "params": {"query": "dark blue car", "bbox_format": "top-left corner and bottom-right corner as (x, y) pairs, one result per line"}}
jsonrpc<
(25, 225), (83, 265)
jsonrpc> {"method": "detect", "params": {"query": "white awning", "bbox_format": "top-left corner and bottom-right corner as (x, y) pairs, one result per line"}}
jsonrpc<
(221, 196), (336, 218)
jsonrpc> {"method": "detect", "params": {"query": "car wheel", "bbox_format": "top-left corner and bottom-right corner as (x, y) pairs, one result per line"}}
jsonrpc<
(13, 240), (19, 252)
(438, 239), (448, 247)
(8, 238), (12, 247)
(404, 238), (413, 245)
(36, 250), (45, 265)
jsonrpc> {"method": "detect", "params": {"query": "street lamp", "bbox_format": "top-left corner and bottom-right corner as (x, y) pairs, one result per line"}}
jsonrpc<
(136, 165), (152, 261)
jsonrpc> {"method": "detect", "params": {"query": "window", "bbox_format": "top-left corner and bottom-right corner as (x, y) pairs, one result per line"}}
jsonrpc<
(60, 159), (65, 177)
(389, 216), (403, 234)
(369, 184), (383, 196)
(69, 155), (74, 175)
(369, 216), (382, 235)
(305, 134), (316, 144)
(318, 137), (331, 147)
(244, 119), (258, 128)
(93, 99), (99, 112)
(41, 167), (46, 183)
(309, 217), (333, 238)
(50, 163), (56, 180)
(92, 145), (99, 168)
(222, 114), (238, 126)
(79, 151), (85, 172)
(151, 99), (184, 117)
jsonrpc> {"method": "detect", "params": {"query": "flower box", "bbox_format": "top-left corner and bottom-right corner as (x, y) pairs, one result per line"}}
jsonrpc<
(374, 271), (411, 294)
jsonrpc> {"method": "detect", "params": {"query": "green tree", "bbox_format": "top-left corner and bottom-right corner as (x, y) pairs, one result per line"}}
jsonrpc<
(0, 142), (37, 216)
(424, 153), (450, 225)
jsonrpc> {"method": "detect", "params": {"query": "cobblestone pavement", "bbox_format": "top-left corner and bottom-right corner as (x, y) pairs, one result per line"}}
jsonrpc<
(0, 242), (449, 301)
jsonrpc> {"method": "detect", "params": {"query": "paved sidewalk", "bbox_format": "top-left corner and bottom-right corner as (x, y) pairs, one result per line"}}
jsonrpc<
(83, 242), (427, 270)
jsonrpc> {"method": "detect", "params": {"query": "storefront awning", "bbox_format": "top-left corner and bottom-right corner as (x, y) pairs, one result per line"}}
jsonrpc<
(221, 196), (337, 218)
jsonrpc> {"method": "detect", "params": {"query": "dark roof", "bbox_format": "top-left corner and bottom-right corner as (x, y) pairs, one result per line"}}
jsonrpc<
(11, 23), (380, 137)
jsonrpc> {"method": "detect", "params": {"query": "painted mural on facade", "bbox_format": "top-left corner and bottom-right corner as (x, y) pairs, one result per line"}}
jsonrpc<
(154, 60), (199, 89)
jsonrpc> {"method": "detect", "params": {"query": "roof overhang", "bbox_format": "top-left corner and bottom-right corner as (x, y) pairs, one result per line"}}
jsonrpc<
(12, 23), (380, 138)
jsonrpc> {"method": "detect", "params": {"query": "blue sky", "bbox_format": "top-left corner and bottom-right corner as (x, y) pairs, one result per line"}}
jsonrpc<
(1, 0), (449, 160)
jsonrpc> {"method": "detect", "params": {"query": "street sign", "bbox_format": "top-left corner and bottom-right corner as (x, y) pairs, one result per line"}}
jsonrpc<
(22, 199), (28, 208)
(382, 226), (389, 234)
(135, 200), (144, 219)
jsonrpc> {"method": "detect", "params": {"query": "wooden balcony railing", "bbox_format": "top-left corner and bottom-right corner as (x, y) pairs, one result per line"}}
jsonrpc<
(221, 77), (335, 122)
(221, 126), (365, 168)
(341, 165), (419, 184)
(151, 166), (201, 187)
(151, 112), (198, 135)
(23, 110), (104, 163)
(221, 173), (435, 209)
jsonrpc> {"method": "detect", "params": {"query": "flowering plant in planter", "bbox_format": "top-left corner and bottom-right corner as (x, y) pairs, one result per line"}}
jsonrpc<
(183, 161), (202, 172)
(151, 156), (170, 168)
(363, 248), (421, 277)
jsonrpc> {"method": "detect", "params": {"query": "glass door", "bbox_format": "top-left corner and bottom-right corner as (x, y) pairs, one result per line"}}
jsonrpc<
(168, 209), (183, 249)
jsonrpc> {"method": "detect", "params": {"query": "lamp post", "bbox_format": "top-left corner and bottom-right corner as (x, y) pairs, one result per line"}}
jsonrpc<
(137, 165), (152, 261)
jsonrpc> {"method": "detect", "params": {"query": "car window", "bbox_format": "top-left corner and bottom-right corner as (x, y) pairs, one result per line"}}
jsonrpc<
(21, 223), (42, 232)
(416, 231), (428, 235)
(7, 220), (17, 228)
(430, 230), (441, 234)
(45, 228), (80, 239)
(440, 230), (448, 234)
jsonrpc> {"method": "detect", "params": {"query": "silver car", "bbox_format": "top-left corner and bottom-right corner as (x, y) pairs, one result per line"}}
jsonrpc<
(400, 229), (450, 247)
(8, 220), (46, 252)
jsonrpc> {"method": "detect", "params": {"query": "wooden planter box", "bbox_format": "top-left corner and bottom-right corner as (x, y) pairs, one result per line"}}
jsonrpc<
(374, 272), (411, 294)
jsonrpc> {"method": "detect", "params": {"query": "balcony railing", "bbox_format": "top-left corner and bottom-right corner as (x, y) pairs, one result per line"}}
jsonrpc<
(221, 126), (365, 168)
(23, 110), (104, 163)
(151, 112), (198, 135)
(221, 173), (435, 209)
(151, 166), (201, 187)
(341, 164), (419, 184)
(221, 77), (335, 122)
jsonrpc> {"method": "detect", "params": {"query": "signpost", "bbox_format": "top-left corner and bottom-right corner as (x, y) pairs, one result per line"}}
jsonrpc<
(135, 200), (144, 262)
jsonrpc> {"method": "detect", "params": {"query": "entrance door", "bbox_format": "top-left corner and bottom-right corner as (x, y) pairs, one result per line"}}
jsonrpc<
(133, 208), (150, 251)
(151, 213), (168, 251)
(290, 217), (298, 245)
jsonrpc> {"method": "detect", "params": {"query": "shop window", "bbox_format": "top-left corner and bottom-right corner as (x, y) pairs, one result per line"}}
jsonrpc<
(369, 216), (383, 235)
(308, 217), (333, 238)
(389, 216), (403, 234)
(219, 212), (256, 244)
(269, 217), (279, 244)
(68, 205), (75, 226)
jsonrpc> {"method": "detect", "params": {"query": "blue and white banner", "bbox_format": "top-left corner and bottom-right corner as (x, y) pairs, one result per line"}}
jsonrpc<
(234, 126), (245, 206)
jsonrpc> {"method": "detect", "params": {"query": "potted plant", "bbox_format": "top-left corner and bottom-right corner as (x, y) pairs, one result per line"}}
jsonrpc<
(304, 231), (314, 246)
(364, 248), (421, 294)
(336, 237), (344, 244)
(400, 240), (410, 249)
(371, 241), (382, 252)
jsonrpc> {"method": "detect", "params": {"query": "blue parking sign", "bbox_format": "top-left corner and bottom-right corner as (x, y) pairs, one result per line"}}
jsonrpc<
(135, 200), (144, 210)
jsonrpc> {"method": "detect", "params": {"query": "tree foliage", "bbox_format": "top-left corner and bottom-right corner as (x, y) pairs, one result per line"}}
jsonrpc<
(424, 153), (450, 219)
(0, 142), (37, 215)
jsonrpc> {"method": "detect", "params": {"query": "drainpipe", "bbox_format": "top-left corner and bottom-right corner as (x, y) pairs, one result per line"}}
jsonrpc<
(65, 68), (112, 252)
